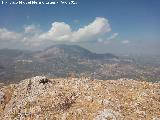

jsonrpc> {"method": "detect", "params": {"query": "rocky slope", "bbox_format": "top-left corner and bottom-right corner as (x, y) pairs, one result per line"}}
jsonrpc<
(0, 76), (160, 120)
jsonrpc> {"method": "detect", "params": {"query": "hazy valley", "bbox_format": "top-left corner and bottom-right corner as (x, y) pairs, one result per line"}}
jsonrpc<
(0, 44), (160, 84)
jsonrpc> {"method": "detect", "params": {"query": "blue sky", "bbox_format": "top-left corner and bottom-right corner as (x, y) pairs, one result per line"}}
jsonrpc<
(0, 0), (160, 55)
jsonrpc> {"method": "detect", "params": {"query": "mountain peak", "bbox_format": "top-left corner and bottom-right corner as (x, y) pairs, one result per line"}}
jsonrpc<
(40, 44), (117, 59)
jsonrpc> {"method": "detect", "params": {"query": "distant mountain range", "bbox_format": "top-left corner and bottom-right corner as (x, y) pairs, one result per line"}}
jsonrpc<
(0, 44), (159, 84)
(33, 44), (117, 60)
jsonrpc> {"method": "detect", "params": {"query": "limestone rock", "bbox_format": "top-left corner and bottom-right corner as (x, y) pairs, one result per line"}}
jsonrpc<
(0, 76), (160, 120)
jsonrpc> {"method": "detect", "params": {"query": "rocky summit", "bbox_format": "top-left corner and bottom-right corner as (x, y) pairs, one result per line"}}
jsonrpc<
(0, 76), (160, 120)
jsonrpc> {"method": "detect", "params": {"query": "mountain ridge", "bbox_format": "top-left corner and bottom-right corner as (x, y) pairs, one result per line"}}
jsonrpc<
(34, 44), (118, 60)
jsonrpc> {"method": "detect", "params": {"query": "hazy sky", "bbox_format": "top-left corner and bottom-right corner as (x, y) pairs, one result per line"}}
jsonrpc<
(0, 0), (160, 55)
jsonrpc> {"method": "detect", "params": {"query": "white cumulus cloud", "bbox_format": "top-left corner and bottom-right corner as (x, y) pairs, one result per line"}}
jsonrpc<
(97, 32), (119, 44)
(71, 17), (111, 42)
(24, 24), (40, 34)
(107, 33), (119, 40)
(39, 22), (72, 41)
(0, 28), (22, 42)
(121, 40), (130, 44)
(0, 17), (113, 48)
(38, 17), (111, 43)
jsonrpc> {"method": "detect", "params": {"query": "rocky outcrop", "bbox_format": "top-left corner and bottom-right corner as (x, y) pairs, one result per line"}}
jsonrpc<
(0, 76), (160, 120)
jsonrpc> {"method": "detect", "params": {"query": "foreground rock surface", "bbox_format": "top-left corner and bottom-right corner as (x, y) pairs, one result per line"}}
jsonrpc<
(0, 76), (160, 120)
